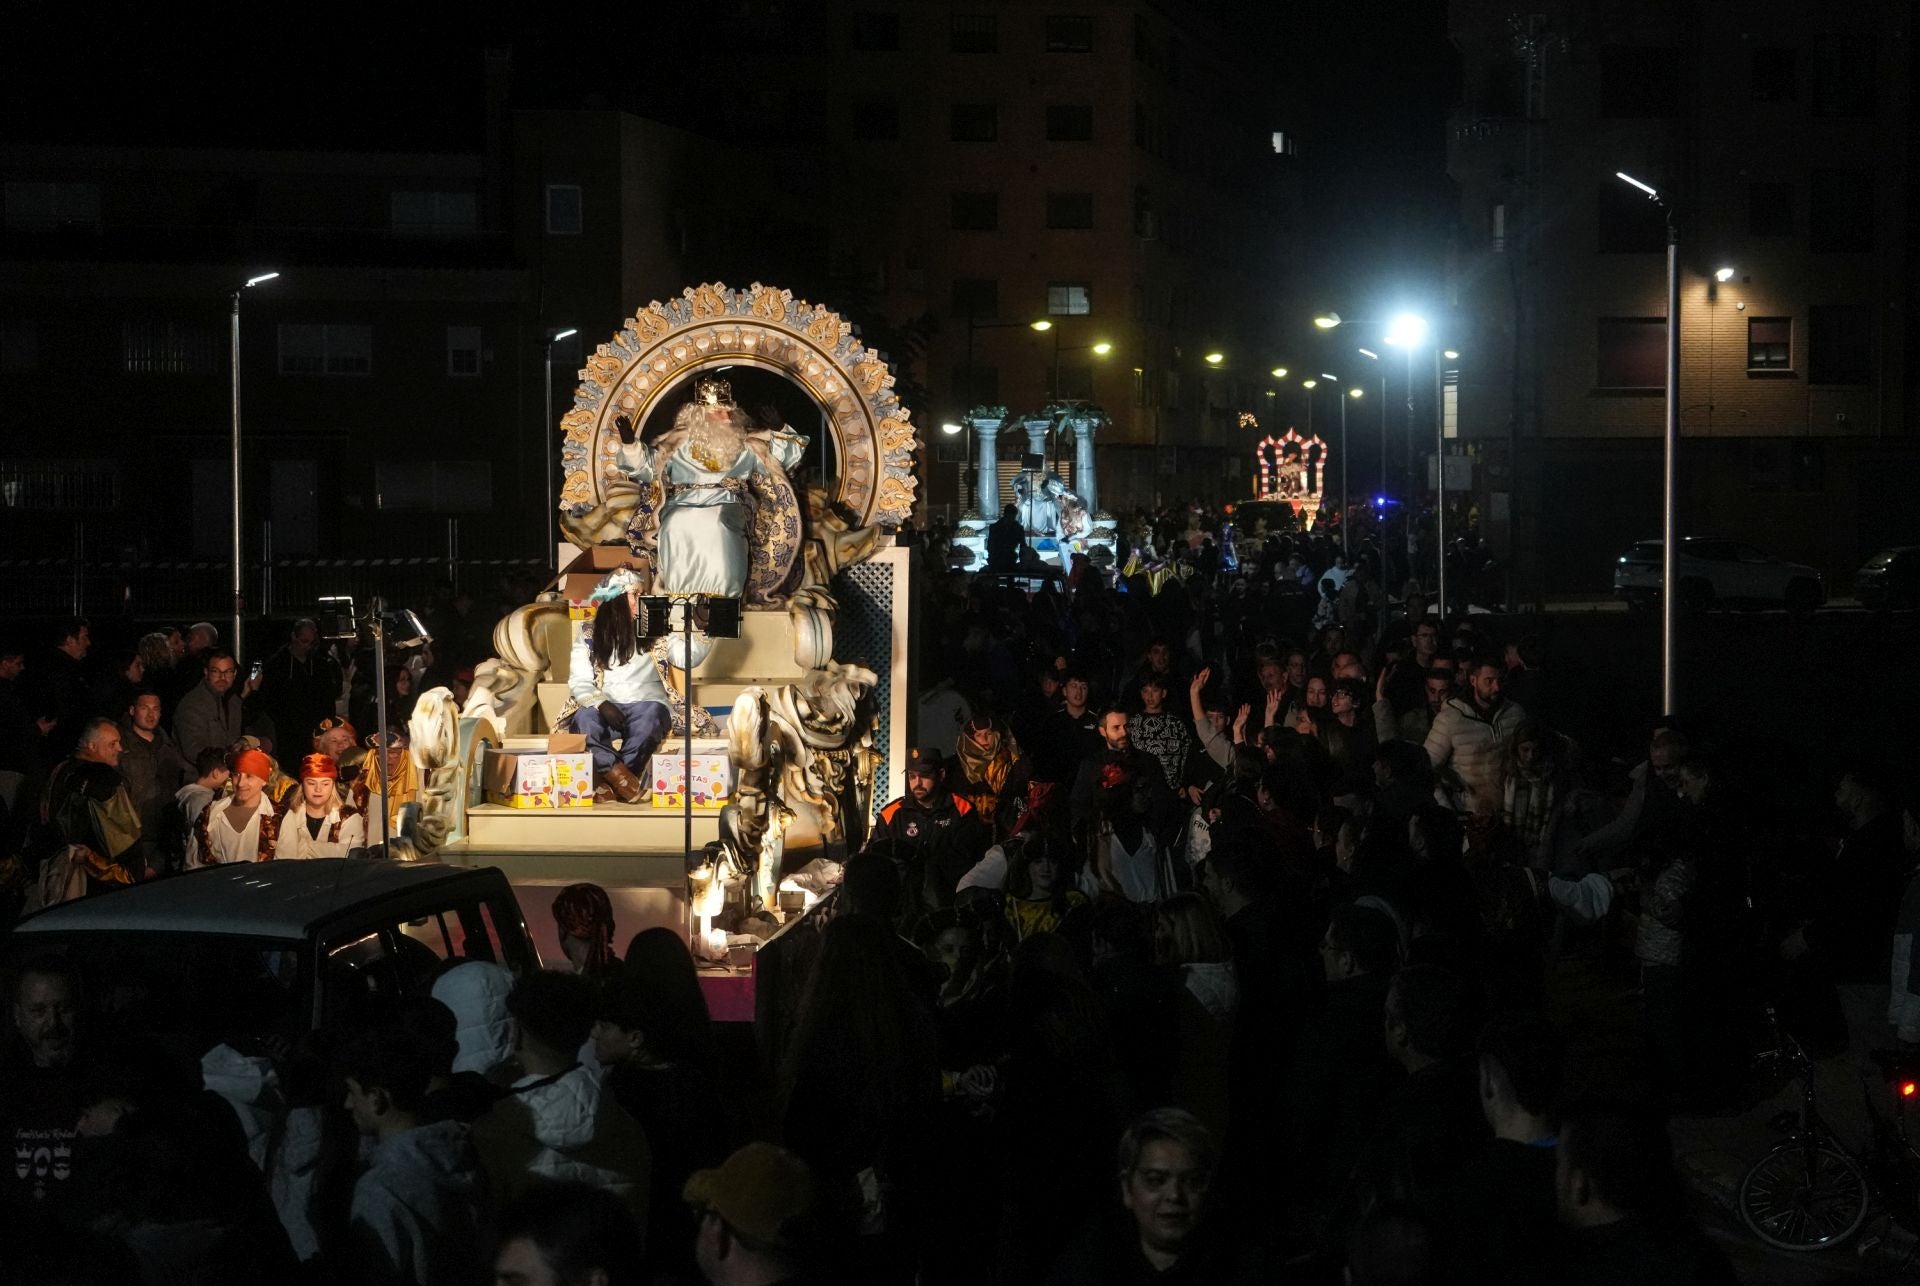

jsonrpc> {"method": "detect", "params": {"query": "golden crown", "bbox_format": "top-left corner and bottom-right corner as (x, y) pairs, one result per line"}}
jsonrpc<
(695, 376), (737, 407)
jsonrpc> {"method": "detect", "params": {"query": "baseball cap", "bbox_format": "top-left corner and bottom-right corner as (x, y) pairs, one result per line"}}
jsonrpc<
(683, 1142), (821, 1251)
(907, 747), (944, 773)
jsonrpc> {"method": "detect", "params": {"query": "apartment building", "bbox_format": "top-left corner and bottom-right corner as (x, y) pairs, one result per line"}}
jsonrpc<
(1447, 0), (1913, 591)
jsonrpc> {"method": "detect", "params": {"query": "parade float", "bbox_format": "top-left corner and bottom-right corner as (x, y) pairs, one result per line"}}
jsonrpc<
(949, 403), (1120, 571)
(396, 282), (916, 998)
(1253, 428), (1330, 529)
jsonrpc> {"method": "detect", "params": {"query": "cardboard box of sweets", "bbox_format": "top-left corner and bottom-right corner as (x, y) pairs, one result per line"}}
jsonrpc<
(483, 733), (594, 808)
(649, 738), (733, 810)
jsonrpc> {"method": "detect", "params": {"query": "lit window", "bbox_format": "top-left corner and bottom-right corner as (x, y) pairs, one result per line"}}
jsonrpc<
(1047, 283), (1091, 316)
(1746, 318), (1790, 371)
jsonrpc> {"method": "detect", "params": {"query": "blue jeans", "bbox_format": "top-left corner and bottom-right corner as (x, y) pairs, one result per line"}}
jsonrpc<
(573, 699), (672, 773)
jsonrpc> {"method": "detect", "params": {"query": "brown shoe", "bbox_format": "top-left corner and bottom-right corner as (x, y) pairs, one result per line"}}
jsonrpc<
(593, 783), (617, 804)
(601, 761), (647, 805)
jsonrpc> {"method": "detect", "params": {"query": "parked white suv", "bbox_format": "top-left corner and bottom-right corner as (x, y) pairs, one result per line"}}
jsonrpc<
(1614, 537), (1824, 616)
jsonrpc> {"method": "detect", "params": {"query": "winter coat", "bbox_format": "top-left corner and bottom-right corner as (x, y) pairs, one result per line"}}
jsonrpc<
(174, 681), (247, 764)
(430, 962), (516, 1078)
(1423, 696), (1526, 814)
(116, 721), (189, 832)
(471, 1064), (651, 1233)
(198, 1043), (327, 1263)
(349, 1119), (488, 1286)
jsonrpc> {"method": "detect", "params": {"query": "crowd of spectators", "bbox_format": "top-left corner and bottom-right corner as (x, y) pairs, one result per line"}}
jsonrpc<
(0, 505), (1914, 1283)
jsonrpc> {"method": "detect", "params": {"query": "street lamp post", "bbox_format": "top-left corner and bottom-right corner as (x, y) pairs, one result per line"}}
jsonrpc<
(229, 271), (279, 663)
(1343, 386), (1364, 556)
(1315, 372), (1351, 555)
(941, 419), (968, 520)
(1381, 313), (1440, 616)
(542, 328), (577, 573)
(1618, 171), (1679, 716)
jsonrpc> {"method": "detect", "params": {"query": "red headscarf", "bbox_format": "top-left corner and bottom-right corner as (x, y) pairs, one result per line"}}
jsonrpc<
(299, 753), (339, 780)
(233, 749), (275, 782)
(552, 883), (617, 973)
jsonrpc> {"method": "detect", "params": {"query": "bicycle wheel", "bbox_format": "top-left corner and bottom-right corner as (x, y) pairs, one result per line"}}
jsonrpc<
(1739, 1138), (1870, 1251)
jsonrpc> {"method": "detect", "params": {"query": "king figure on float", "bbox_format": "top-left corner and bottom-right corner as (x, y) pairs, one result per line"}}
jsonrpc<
(612, 376), (807, 602)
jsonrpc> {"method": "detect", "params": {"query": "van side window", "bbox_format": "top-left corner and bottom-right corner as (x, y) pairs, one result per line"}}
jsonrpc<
(458, 901), (504, 963)
(397, 911), (456, 963)
(478, 901), (512, 965)
(323, 931), (400, 1028)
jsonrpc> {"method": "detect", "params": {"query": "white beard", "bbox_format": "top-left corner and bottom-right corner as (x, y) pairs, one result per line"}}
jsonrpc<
(687, 416), (747, 472)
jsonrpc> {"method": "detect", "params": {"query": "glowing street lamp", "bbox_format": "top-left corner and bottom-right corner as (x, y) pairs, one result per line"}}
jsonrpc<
(1092, 341), (1113, 355)
(1714, 266), (1735, 283)
(1271, 366), (1289, 379)
(1204, 352), (1225, 365)
(1314, 313), (1342, 329)
(1615, 170), (1659, 199)
(1029, 319), (1053, 332)
(1383, 312), (1429, 349)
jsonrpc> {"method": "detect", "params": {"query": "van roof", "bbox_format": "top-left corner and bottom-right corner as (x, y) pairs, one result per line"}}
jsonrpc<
(13, 860), (483, 940)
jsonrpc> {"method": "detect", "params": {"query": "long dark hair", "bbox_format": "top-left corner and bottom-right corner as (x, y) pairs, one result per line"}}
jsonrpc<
(597, 927), (717, 1072)
(591, 595), (639, 672)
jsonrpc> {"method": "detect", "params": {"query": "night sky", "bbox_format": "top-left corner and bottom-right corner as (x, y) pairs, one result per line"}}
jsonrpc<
(4, 1), (1458, 332)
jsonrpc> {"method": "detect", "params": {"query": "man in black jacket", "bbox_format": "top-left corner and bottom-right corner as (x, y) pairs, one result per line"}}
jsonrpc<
(1286, 904), (1403, 1242)
(257, 619), (344, 754)
(1444, 1012), (1564, 1283)
(1338, 964), (1488, 1242)
(1554, 1101), (1737, 1285)
(872, 748), (988, 913)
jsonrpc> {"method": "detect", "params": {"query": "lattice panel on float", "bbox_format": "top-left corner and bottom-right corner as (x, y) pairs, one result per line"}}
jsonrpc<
(832, 559), (895, 814)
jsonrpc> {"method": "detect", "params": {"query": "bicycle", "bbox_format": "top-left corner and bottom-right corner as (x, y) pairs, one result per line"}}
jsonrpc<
(1736, 1005), (1920, 1257)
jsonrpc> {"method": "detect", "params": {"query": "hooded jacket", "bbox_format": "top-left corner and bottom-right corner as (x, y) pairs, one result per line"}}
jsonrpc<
(199, 1043), (329, 1262)
(430, 962), (516, 1078)
(350, 1119), (488, 1286)
(471, 1063), (652, 1233)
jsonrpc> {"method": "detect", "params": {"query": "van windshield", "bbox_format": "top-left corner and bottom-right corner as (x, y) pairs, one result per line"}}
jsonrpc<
(3, 932), (305, 1051)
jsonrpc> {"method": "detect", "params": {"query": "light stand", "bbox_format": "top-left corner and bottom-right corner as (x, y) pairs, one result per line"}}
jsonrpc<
(364, 597), (431, 855)
(229, 271), (279, 663)
(543, 328), (577, 573)
(668, 595), (739, 872)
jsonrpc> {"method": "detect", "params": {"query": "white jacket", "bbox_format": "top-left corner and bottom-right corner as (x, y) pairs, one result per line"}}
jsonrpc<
(1423, 696), (1527, 814)
(472, 1063), (651, 1232)
(568, 631), (671, 708)
(350, 1119), (488, 1286)
(431, 962), (516, 1078)
(199, 1044), (325, 1261)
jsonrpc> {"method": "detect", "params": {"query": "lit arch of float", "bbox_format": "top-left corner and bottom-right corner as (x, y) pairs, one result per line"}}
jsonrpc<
(557, 281), (919, 549)
(1253, 429), (1329, 528)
